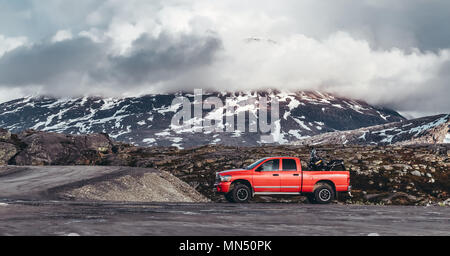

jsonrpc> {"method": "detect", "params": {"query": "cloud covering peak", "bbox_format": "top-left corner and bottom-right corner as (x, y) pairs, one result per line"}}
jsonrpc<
(0, 0), (449, 117)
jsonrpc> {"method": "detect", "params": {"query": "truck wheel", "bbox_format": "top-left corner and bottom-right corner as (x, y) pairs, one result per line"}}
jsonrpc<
(314, 183), (335, 204)
(231, 184), (251, 203)
(224, 192), (235, 203)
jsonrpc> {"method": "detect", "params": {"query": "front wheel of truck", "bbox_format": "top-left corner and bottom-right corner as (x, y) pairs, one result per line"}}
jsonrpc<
(313, 183), (335, 204)
(231, 184), (251, 203)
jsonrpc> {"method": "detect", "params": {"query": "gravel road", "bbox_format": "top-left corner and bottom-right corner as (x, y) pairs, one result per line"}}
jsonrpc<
(0, 166), (142, 198)
(0, 200), (448, 236)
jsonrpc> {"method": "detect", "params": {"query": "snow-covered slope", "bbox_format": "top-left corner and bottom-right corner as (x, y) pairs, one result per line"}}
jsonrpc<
(0, 91), (405, 148)
(292, 114), (450, 146)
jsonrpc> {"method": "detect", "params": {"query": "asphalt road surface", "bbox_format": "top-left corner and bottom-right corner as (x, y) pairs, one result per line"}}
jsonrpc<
(0, 200), (448, 236)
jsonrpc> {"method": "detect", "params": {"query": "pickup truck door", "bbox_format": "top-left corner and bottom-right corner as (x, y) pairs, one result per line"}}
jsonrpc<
(252, 159), (280, 192)
(279, 158), (302, 193)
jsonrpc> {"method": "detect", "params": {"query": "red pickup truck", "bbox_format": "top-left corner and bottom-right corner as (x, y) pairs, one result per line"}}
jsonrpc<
(215, 157), (351, 204)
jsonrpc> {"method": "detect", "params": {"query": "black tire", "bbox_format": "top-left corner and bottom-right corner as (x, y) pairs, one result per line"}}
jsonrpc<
(224, 192), (235, 203)
(313, 183), (335, 204)
(231, 184), (252, 203)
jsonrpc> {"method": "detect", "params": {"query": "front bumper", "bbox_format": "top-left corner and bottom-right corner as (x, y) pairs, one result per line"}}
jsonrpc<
(215, 182), (231, 193)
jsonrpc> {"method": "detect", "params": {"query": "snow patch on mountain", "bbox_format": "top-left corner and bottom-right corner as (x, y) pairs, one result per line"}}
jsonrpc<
(444, 134), (450, 143)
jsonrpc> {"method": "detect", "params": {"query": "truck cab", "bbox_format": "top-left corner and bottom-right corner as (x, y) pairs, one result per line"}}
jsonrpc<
(215, 157), (351, 204)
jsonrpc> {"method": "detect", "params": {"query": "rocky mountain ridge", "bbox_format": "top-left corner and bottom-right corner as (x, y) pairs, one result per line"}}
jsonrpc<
(0, 91), (405, 148)
(292, 114), (450, 146)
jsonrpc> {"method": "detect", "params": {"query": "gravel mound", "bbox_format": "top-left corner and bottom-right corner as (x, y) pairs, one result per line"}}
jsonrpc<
(58, 170), (209, 202)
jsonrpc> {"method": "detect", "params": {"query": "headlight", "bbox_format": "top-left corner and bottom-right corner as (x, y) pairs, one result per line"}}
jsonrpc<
(220, 175), (232, 182)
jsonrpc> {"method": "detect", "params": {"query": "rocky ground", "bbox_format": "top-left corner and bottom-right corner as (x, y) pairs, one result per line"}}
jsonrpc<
(0, 128), (449, 205)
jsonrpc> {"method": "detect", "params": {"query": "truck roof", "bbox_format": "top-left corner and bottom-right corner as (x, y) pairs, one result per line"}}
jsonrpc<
(265, 156), (299, 158)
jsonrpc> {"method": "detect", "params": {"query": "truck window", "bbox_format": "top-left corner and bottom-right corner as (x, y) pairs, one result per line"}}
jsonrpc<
(282, 159), (297, 171)
(245, 158), (267, 170)
(258, 159), (280, 171)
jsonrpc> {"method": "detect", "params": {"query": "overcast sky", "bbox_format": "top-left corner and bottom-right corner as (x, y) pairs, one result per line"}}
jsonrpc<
(0, 0), (449, 117)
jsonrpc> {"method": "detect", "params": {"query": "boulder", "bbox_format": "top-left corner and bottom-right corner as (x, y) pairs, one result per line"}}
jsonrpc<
(13, 131), (114, 165)
(83, 133), (113, 153)
(0, 129), (11, 141)
(411, 170), (422, 177)
(0, 142), (17, 165)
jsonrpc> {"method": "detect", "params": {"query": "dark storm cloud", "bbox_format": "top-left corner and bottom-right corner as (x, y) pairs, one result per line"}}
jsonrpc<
(0, 38), (103, 85)
(278, 0), (450, 52)
(95, 33), (222, 84)
(401, 1), (450, 51)
(0, 33), (222, 92)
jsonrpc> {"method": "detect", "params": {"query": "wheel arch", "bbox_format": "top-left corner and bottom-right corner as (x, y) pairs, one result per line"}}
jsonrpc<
(231, 179), (253, 193)
(314, 180), (336, 193)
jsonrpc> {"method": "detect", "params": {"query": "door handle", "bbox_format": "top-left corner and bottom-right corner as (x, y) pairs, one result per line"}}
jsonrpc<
(293, 174), (299, 176)
(273, 174), (279, 176)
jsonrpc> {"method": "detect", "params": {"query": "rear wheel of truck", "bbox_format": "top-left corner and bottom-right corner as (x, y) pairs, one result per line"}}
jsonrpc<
(231, 184), (251, 203)
(313, 183), (335, 204)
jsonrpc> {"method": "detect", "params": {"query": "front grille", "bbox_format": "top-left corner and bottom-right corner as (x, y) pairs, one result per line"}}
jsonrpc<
(215, 173), (220, 184)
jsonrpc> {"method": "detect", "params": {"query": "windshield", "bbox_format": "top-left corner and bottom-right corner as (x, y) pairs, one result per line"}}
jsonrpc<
(245, 158), (268, 170)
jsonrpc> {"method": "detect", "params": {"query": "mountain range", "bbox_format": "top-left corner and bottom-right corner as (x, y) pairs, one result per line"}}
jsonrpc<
(0, 90), (447, 148)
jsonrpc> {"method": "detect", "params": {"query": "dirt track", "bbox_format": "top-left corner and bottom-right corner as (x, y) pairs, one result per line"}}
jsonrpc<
(0, 200), (448, 236)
